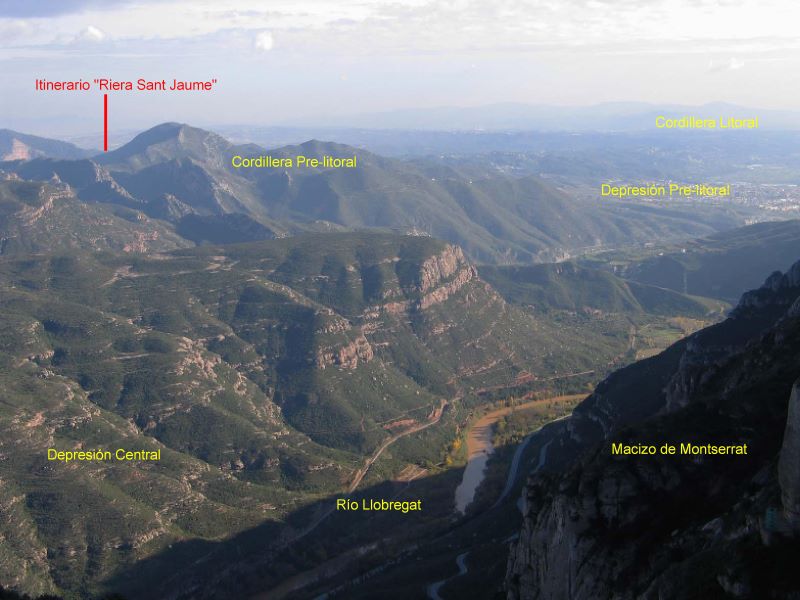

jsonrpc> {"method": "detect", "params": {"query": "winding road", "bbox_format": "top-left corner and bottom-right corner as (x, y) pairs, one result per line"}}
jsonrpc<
(454, 395), (583, 514)
(348, 398), (447, 493)
(426, 400), (577, 600)
(254, 398), (448, 600)
(259, 395), (576, 600)
(426, 551), (469, 600)
(493, 416), (566, 509)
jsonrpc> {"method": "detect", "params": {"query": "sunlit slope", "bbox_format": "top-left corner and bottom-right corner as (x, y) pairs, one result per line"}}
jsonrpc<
(0, 129), (92, 161)
(0, 232), (629, 597)
(618, 219), (800, 301)
(480, 261), (718, 317)
(5, 122), (754, 263)
(0, 178), (188, 255)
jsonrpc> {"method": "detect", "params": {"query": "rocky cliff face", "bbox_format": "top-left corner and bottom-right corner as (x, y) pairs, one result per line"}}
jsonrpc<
(508, 259), (800, 599)
(315, 332), (374, 369)
(313, 244), (476, 369)
(360, 244), (478, 317)
(779, 381), (800, 528)
(417, 244), (467, 292)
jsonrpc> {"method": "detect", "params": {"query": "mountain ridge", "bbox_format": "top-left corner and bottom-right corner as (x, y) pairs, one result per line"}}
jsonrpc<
(0, 229), (648, 597)
(3, 122), (758, 264)
(289, 101), (800, 132)
(507, 254), (800, 599)
(0, 129), (92, 161)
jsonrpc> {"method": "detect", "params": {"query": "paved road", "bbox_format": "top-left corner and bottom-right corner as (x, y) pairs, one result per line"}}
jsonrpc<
(427, 406), (574, 600)
(254, 399), (448, 600)
(492, 414), (568, 509)
(426, 551), (470, 600)
(455, 395), (583, 513)
(348, 398), (447, 493)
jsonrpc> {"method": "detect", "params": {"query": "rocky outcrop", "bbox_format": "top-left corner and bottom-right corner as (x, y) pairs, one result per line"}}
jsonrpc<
(418, 263), (477, 309)
(315, 333), (374, 369)
(508, 461), (684, 600)
(3, 138), (32, 161)
(663, 338), (725, 412)
(735, 262), (800, 313)
(779, 380), (800, 528)
(122, 230), (161, 253)
(662, 264), (800, 413)
(361, 245), (478, 318)
(507, 258), (800, 599)
(417, 244), (466, 293)
(18, 183), (73, 225)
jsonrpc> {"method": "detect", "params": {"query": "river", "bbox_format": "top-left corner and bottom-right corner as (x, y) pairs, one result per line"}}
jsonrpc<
(453, 395), (583, 514)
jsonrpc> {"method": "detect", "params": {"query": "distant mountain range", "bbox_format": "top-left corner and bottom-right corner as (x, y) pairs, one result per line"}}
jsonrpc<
(1, 122), (758, 263)
(290, 101), (800, 132)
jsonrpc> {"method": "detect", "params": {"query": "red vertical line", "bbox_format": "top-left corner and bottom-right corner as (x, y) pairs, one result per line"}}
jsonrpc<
(103, 94), (108, 152)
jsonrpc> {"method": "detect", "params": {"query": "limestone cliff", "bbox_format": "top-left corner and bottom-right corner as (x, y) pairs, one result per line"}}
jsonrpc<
(313, 245), (477, 370)
(507, 259), (800, 599)
(416, 244), (468, 293)
(361, 244), (479, 317)
(315, 332), (374, 369)
(779, 381), (800, 528)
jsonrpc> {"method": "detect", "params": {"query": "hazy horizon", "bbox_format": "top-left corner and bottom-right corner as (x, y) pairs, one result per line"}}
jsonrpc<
(7, 99), (800, 149)
(3, 0), (800, 138)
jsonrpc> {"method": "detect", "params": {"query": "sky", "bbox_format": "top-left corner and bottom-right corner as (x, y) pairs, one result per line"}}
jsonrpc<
(2, 0), (800, 137)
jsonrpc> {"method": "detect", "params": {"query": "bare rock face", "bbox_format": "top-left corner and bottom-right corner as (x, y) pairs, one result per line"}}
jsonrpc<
(315, 333), (374, 369)
(418, 263), (477, 310)
(411, 245), (477, 311)
(787, 296), (800, 319)
(665, 266), (800, 413)
(417, 244), (465, 293)
(314, 244), (485, 370)
(506, 461), (680, 600)
(333, 334), (374, 369)
(736, 266), (800, 313)
(663, 342), (721, 412)
(507, 259), (800, 600)
(779, 380), (800, 528)
(361, 244), (480, 318)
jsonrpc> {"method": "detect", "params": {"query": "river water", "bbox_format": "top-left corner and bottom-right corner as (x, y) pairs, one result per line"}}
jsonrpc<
(453, 416), (496, 513)
(453, 396), (581, 514)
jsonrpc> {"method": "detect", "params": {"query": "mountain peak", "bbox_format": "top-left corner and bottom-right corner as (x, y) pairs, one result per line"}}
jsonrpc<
(95, 122), (232, 170)
(113, 121), (213, 149)
(297, 138), (359, 152)
(142, 121), (189, 137)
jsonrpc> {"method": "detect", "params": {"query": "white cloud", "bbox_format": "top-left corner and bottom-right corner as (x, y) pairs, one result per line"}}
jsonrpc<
(77, 24), (106, 42)
(5, 0), (800, 57)
(3, 0), (800, 122)
(254, 30), (274, 51)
